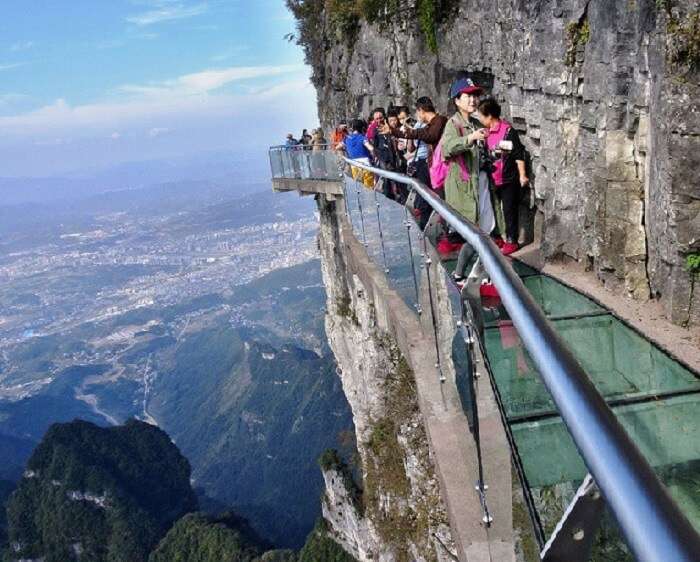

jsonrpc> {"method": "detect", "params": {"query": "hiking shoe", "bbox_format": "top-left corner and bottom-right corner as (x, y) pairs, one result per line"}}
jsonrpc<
(451, 271), (466, 289)
(479, 281), (500, 299)
(501, 242), (519, 256)
(437, 237), (463, 255)
(452, 273), (466, 288)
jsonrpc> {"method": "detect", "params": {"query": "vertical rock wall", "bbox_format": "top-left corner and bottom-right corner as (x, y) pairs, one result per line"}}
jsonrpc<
(315, 195), (455, 562)
(292, 0), (700, 325)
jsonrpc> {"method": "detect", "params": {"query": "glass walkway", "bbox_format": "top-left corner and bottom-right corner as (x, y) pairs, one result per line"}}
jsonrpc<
(479, 264), (700, 555)
(343, 173), (700, 559)
(269, 146), (700, 561)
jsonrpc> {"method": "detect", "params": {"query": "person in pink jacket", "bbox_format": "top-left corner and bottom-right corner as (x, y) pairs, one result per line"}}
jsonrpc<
(478, 98), (529, 256)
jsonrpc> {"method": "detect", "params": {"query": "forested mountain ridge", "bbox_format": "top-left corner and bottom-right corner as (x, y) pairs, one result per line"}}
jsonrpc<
(1, 419), (356, 562)
(4, 419), (197, 562)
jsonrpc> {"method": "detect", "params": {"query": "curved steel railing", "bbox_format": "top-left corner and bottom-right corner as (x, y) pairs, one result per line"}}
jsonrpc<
(337, 156), (700, 562)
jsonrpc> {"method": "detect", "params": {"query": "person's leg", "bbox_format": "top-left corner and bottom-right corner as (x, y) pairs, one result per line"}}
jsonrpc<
(454, 243), (476, 279)
(396, 182), (409, 204)
(477, 171), (496, 235)
(379, 162), (396, 200)
(414, 159), (432, 229)
(500, 181), (521, 243)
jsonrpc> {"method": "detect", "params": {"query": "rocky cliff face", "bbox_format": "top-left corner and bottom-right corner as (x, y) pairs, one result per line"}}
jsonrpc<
(290, 0), (700, 326)
(315, 196), (455, 562)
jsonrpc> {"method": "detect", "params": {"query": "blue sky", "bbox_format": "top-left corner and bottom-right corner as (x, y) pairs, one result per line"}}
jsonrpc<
(0, 0), (318, 176)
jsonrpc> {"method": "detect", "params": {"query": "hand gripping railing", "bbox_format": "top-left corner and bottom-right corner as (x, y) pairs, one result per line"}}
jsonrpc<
(340, 156), (700, 562)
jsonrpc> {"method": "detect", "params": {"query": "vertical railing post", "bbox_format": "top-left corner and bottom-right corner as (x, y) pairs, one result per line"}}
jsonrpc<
(354, 177), (368, 247)
(421, 234), (445, 383)
(404, 207), (422, 315)
(459, 320), (492, 526)
(373, 190), (390, 274)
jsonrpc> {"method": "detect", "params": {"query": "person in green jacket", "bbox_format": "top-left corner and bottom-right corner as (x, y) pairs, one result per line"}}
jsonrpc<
(441, 78), (504, 285)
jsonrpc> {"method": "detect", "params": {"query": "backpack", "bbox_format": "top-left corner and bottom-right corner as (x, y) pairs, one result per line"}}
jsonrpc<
(430, 118), (470, 190)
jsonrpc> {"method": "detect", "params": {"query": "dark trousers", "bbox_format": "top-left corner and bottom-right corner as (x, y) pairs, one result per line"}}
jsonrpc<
(496, 181), (521, 242)
(413, 159), (434, 230)
(377, 161), (397, 200)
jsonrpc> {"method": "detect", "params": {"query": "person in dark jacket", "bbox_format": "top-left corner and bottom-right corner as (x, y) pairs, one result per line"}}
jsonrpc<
(374, 108), (402, 200)
(380, 97), (448, 228)
(395, 106), (411, 174)
(478, 98), (529, 255)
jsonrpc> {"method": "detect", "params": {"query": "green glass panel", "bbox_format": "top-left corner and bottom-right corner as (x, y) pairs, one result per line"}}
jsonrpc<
(376, 195), (423, 311)
(441, 258), (458, 275)
(485, 315), (700, 418)
(511, 394), (700, 538)
(482, 274), (604, 326)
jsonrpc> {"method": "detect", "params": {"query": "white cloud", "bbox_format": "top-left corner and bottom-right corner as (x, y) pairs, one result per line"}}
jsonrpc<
(10, 41), (35, 52)
(0, 73), (316, 140)
(148, 127), (170, 137)
(118, 64), (303, 97)
(0, 63), (318, 177)
(0, 72), (320, 175)
(0, 62), (27, 72)
(127, 1), (208, 26)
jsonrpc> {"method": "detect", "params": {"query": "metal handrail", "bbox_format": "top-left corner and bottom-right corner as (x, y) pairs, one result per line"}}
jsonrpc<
(340, 156), (700, 562)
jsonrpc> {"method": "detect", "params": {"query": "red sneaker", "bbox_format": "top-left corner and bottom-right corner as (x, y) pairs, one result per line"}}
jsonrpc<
(479, 281), (500, 298)
(501, 242), (519, 256)
(492, 237), (505, 249)
(436, 237), (463, 255)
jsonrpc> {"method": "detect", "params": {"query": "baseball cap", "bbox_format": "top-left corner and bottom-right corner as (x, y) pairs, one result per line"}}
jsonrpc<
(450, 77), (484, 98)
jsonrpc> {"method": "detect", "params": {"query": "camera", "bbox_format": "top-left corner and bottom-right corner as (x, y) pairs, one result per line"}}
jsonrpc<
(479, 139), (512, 172)
(478, 141), (497, 173)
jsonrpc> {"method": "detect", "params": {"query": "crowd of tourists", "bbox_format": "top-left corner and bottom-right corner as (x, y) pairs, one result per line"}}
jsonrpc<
(324, 78), (529, 291)
(284, 78), (529, 292)
(285, 128), (327, 150)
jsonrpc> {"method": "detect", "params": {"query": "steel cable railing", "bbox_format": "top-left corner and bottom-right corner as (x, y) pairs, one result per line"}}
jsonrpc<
(336, 157), (700, 562)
